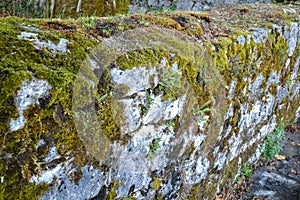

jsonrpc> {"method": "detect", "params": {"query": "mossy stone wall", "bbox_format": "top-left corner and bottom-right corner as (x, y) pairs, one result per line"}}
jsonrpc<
(0, 4), (299, 200)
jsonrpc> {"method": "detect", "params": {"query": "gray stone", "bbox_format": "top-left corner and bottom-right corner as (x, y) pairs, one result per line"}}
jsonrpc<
(18, 31), (68, 53)
(10, 78), (52, 131)
(129, 0), (271, 13)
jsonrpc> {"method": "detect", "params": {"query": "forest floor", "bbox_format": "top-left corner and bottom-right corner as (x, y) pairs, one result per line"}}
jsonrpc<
(218, 123), (300, 200)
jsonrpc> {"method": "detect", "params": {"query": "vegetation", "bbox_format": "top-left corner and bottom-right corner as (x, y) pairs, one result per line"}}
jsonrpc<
(148, 138), (161, 155)
(158, 67), (182, 100)
(0, 0), (44, 18)
(97, 94), (108, 103)
(167, 120), (175, 129)
(0, 0), (130, 18)
(0, 3), (298, 200)
(193, 101), (211, 122)
(234, 162), (252, 182)
(241, 162), (252, 178)
(154, 0), (177, 13)
(0, 16), (100, 199)
(140, 90), (154, 116)
(80, 16), (97, 28)
(260, 123), (286, 160)
(240, 162), (252, 178)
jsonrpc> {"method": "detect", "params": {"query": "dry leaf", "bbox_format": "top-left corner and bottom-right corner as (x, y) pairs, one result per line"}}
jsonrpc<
(274, 154), (286, 160)
(287, 124), (299, 134)
(294, 162), (300, 166)
(292, 142), (300, 147)
(215, 193), (223, 200)
(291, 168), (297, 174)
(290, 141), (296, 146)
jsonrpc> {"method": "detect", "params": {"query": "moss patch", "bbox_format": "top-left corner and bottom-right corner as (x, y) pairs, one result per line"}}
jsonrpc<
(0, 16), (99, 199)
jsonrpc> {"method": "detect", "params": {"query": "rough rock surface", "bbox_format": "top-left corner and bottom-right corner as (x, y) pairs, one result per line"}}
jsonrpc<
(0, 3), (299, 200)
(0, 0), (279, 18)
(129, 0), (271, 13)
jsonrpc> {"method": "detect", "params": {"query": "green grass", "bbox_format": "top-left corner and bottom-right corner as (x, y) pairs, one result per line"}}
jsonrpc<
(80, 16), (97, 28)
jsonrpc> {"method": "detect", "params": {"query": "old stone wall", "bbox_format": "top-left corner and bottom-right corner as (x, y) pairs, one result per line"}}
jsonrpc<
(0, 3), (299, 200)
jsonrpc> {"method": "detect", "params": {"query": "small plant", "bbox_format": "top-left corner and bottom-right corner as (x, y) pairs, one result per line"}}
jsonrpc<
(167, 121), (175, 129)
(140, 19), (150, 25)
(193, 101), (211, 122)
(101, 28), (111, 37)
(196, 67), (212, 85)
(117, 18), (130, 31)
(169, 0), (177, 11)
(239, 162), (252, 178)
(149, 138), (161, 155)
(96, 94), (107, 103)
(158, 67), (182, 100)
(140, 90), (154, 116)
(234, 162), (252, 182)
(260, 123), (285, 160)
(145, 90), (154, 111)
(57, 9), (65, 19)
(81, 16), (97, 28)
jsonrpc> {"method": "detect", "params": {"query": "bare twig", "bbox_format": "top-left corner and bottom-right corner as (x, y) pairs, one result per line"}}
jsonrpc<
(76, 0), (82, 12)
(50, 0), (55, 18)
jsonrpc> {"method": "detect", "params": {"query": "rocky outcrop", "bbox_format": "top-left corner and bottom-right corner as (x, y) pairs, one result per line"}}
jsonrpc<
(0, 3), (299, 200)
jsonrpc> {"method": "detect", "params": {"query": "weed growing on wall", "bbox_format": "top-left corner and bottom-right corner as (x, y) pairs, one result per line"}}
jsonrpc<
(193, 100), (211, 122)
(148, 138), (161, 155)
(140, 90), (154, 116)
(234, 162), (252, 182)
(239, 162), (252, 178)
(260, 123), (285, 160)
(158, 67), (182, 100)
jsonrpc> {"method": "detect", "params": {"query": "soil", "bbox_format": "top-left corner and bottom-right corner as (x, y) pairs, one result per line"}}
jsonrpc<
(218, 123), (300, 200)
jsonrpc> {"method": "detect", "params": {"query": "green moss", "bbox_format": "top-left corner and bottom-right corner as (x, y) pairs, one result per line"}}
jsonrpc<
(198, 11), (299, 197)
(113, 26), (214, 106)
(0, 4), (299, 199)
(116, 48), (169, 70)
(151, 177), (162, 190)
(233, 29), (250, 37)
(221, 157), (239, 186)
(0, 17), (100, 198)
(48, 0), (130, 18)
(107, 181), (119, 200)
(141, 14), (182, 30)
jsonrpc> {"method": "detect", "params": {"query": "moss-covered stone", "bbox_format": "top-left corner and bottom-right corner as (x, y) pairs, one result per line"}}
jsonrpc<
(0, 3), (299, 200)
